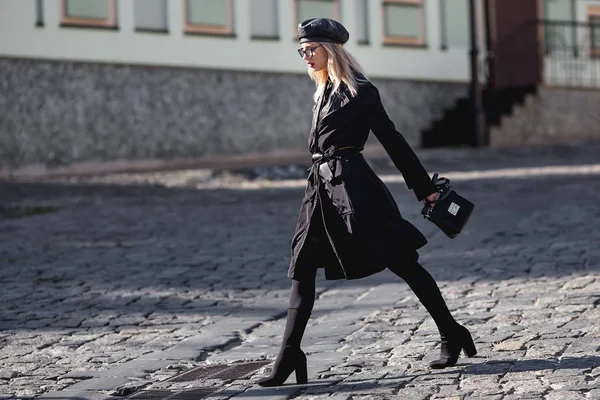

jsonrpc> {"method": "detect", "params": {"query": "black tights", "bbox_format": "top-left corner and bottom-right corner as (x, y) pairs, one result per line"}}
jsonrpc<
(287, 262), (456, 334)
(387, 262), (456, 333)
(288, 268), (317, 314)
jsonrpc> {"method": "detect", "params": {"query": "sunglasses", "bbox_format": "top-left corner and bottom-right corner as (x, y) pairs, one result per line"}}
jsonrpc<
(297, 45), (322, 59)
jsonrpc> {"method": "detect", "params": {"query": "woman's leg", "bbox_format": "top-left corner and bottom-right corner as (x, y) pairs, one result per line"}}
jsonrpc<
(388, 261), (456, 333)
(288, 274), (317, 313)
(257, 269), (317, 386)
(277, 272), (317, 353)
(259, 202), (331, 386)
(388, 261), (476, 368)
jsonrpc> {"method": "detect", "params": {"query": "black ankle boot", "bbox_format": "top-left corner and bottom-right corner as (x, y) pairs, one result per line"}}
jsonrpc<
(430, 324), (477, 369)
(257, 308), (311, 387)
(257, 346), (308, 387)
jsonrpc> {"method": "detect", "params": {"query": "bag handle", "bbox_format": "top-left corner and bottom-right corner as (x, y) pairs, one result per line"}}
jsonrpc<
(425, 173), (453, 205)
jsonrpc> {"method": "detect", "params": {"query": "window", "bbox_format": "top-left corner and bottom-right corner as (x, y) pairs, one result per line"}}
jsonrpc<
(135, 0), (168, 32)
(251, 0), (278, 39)
(542, 0), (575, 54)
(295, 0), (340, 25)
(36, 0), (44, 26)
(382, 0), (425, 46)
(61, 0), (117, 28)
(185, 0), (234, 35)
(356, 0), (369, 44)
(543, 0), (574, 21)
(590, 6), (600, 57)
(440, 0), (468, 49)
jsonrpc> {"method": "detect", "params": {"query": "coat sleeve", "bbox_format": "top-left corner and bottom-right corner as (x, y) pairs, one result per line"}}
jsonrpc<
(363, 83), (437, 201)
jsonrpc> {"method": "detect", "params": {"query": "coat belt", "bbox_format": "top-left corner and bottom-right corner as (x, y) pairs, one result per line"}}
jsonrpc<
(307, 146), (363, 189)
(311, 146), (363, 164)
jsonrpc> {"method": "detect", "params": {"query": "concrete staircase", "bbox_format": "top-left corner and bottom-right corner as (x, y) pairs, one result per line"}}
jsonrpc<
(421, 86), (537, 147)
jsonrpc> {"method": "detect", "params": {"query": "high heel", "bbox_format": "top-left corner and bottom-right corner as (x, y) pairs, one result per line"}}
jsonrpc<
(429, 325), (477, 369)
(257, 347), (308, 387)
(295, 353), (308, 384)
(256, 308), (311, 386)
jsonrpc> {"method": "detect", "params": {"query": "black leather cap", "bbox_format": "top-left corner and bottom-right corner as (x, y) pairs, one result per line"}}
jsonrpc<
(297, 18), (349, 44)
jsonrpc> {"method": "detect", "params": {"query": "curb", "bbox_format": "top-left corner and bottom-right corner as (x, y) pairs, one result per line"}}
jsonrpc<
(0, 146), (389, 182)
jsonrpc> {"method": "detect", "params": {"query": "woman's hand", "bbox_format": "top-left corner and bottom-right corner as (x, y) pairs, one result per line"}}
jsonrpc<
(424, 192), (439, 207)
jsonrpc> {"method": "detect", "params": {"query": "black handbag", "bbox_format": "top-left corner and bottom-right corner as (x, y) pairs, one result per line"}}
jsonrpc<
(421, 173), (475, 239)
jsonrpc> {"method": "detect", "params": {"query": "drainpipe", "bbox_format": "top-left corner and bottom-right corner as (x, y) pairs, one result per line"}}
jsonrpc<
(469, 0), (487, 146)
(484, 0), (496, 90)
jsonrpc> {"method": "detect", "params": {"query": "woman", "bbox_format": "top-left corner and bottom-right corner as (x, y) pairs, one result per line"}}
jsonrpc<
(257, 18), (476, 387)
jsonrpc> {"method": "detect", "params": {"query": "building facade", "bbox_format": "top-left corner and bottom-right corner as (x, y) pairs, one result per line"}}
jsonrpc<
(484, 0), (600, 146)
(0, 0), (599, 172)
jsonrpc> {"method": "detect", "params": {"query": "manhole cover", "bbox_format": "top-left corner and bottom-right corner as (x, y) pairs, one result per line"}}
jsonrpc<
(168, 364), (230, 383)
(128, 388), (217, 400)
(210, 361), (271, 379)
(127, 361), (271, 400)
(168, 361), (270, 383)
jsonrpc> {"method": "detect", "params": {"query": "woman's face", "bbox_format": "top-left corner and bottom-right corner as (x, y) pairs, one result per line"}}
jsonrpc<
(299, 42), (327, 71)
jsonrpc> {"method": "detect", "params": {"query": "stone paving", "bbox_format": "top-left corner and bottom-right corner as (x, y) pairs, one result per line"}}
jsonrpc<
(1, 143), (600, 399)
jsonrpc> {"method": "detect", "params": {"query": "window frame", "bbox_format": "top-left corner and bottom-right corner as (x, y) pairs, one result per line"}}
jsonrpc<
(250, 0), (279, 40)
(293, 0), (341, 39)
(184, 0), (234, 36)
(589, 6), (600, 58)
(60, 0), (117, 28)
(36, 0), (44, 27)
(439, 0), (447, 50)
(134, 0), (169, 34)
(381, 0), (426, 46)
(357, 0), (370, 45)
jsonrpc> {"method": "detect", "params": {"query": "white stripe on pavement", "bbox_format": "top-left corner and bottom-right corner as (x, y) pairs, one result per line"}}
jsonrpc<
(194, 163), (600, 190)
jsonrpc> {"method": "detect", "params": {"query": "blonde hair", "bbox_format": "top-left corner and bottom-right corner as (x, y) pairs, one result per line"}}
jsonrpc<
(309, 42), (367, 101)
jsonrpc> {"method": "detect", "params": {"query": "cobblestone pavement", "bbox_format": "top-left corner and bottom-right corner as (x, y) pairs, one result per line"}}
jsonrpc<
(1, 143), (600, 399)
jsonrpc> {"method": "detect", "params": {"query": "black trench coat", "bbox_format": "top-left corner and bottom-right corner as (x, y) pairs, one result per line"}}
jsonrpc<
(288, 76), (438, 281)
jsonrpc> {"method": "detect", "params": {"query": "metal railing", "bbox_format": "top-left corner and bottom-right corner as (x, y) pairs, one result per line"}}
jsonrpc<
(541, 20), (600, 88)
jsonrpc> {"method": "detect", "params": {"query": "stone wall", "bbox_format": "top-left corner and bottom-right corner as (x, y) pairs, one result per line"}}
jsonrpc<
(0, 58), (467, 171)
(491, 87), (600, 146)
